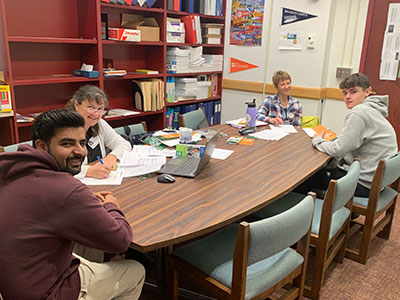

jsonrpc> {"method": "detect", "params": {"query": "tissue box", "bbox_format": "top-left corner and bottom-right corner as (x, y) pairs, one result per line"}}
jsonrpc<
(73, 69), (100, 78)
(108, 27), (141, 42)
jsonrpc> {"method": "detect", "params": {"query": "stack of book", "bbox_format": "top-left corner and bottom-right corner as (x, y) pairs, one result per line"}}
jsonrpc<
(181, 15), (202, 44)
(167, 47), (190, 74)
(167, 0), (224, 16)
(103, 68), (127, 77)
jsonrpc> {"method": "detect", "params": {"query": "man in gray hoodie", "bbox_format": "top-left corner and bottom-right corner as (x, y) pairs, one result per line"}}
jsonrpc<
(311, 73), (398, 197)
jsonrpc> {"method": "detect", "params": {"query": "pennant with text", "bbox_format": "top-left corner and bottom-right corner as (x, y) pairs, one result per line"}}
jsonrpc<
(230, 57), (258, 73)
(281, 7), (317, 26)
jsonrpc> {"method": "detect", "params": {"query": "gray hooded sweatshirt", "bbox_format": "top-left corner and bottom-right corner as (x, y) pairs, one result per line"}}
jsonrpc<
(312, 95), (398, 189)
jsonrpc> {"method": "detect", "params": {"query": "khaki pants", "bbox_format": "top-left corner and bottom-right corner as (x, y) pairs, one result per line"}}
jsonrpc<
(75, 254), (145, 300)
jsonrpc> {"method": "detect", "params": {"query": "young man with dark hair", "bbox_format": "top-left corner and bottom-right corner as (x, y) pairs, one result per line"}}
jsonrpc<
(0, 109), (144, 300)
(311, 73), (398, 196)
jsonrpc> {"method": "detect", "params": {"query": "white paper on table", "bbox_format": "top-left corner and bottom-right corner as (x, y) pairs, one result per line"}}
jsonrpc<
(121, 152), (166, 167)
(80, 170), (124, 186)
(131, 145), (165, 156)
(302, 128), (316, 138)
(211, 148), (234, 160)
(250, 129), (288, 141)
(270, 124), (298, 133)
(159, 138), (180, 147)
(161, 148), (177, 157)
(121, 164), (163, 178)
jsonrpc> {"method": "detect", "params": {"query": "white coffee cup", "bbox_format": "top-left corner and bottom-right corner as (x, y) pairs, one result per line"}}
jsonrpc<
(179, 127), (192, 143)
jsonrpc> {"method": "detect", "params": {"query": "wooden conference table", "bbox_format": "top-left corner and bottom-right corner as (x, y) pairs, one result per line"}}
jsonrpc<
(91, 124), (329, 253)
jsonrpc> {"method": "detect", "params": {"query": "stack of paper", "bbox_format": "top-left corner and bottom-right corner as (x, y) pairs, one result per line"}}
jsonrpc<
(175, 77), (198, 99)
(188, 46), (205, 72)
(250, 129), (289, 141)
(167, 47), (190, 74)
(119, 146), (167, 178)
(203, 55), (223, 72)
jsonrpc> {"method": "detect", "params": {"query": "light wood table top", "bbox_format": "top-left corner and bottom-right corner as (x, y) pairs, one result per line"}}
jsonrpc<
(91, 125), (329, 252)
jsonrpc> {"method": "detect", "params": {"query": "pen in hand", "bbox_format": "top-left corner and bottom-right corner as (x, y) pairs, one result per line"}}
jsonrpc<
(97, 156), (104, 165)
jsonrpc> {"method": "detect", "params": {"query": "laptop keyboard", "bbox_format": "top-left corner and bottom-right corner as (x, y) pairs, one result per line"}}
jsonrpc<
(170, 156), (200, 174)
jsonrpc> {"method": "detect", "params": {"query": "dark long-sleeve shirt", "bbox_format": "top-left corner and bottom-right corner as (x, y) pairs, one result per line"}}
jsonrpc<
(0, 145), (132, 300)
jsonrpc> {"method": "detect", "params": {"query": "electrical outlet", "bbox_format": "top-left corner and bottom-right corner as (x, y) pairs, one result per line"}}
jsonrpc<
(336, 67), (353, 79)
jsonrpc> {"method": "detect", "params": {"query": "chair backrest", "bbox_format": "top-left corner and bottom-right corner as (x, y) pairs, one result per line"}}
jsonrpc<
(246, 194), (314, 265)
(1, 141), (33, 152)
(114, 121), (147, 138)
(381, 152), (400, 188)
(179, 108), (209, 130)
(332, 160), (360, 213)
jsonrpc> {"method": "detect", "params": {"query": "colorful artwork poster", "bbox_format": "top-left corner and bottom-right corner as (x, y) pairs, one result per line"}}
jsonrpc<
(230, 0), (265, 46)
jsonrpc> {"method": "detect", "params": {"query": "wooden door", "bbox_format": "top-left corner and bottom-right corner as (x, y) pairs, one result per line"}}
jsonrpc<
(360, 0), (400, 147)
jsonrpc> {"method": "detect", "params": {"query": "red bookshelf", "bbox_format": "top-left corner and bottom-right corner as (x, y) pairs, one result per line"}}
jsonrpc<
(0, 0), (226, 144)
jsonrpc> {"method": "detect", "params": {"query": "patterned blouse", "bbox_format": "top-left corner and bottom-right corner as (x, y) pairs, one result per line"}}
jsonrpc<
(256, 94), (302, 126)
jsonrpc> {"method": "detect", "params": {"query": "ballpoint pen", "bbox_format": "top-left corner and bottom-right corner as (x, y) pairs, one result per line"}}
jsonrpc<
(97, 156), (104, 164)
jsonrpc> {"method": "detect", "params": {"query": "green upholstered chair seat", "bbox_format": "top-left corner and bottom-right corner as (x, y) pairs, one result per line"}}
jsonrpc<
(312, 198), (350, 239)
(353, 186), (397, 212)
(174, 223), (304, 300)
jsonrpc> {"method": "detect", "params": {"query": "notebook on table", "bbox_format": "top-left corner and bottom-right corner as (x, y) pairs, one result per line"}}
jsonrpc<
(158, 130), (220, 178)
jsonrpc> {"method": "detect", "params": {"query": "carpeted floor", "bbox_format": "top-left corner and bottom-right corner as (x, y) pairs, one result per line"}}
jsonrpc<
(139, 201), (400, 300)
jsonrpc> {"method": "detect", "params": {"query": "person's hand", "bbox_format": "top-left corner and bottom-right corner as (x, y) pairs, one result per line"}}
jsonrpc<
(86, 162), (112, 179)
(269, 117), (284, 125)
(313, 131), (326, 139)
(102, 154), (118, 170)
(94, 191), (114, 203)
(103, 194), (120, 209)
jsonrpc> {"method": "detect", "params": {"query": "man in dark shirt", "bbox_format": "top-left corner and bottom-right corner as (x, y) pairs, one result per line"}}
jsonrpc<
(0, 109), (144, 300)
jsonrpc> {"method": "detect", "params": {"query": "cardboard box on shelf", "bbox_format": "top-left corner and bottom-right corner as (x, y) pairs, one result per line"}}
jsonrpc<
(108, 27), (141, 42)
(121, 14), (160, 42)
(202, 23), (224, 35)
(167, 31), (185, 43)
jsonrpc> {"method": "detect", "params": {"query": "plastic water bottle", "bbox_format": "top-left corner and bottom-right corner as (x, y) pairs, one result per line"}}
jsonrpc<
(246, 99), (256, 128)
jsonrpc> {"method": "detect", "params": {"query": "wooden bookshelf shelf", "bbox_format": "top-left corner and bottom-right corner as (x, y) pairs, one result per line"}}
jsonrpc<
(101, 3), (164, 13)
(167, 71), (223, 77)
(102, 40), (164, 46)
(166, 96), (221, 107)
(8, 36), (97, 44)
(13, 76), (100, 86)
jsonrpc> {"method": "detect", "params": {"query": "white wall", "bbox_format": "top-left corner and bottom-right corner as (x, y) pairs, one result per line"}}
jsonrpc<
(221, 0), (370, 134)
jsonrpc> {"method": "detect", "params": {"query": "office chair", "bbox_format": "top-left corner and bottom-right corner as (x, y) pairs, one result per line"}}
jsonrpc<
(254, 160), (360, 299)
(179, 107), (209, 130)
(167, 193), (315, 300)
(114, 121), (147, 145)
(346, 152), (400, 264)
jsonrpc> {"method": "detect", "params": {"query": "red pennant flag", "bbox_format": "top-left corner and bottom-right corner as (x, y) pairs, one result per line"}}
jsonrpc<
(230, 57), (258, 73)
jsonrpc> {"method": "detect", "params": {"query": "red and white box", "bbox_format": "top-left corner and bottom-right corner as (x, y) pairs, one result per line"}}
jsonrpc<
(108, 27), (141, 42)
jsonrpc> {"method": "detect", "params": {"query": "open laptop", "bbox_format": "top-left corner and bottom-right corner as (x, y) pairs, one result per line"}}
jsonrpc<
(158, 130), (220, 178)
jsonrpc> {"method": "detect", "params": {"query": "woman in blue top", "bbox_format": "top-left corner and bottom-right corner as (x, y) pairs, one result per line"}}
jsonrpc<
(256, 70), (302, 126)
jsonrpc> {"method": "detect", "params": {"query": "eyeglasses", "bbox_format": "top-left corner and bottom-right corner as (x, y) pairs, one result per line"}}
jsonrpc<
(82, 104), (105, 115)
